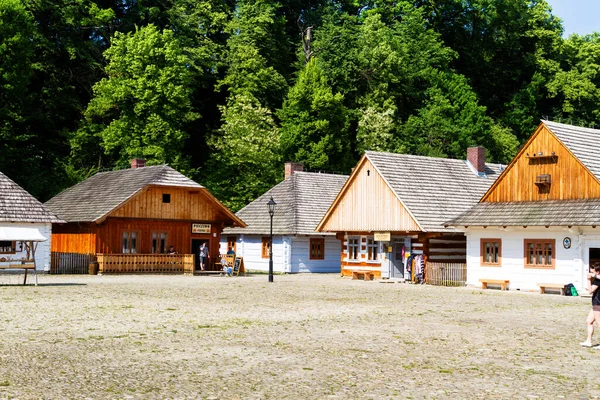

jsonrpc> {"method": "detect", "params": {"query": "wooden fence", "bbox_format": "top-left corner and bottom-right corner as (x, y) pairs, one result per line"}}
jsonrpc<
(425, 262), (467, 287)
(97, 254), (195, 275)
(51, 252), (95, 274)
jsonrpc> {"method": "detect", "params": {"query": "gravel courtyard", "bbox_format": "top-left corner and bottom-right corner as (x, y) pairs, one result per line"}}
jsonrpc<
(0, 273), (598, 399)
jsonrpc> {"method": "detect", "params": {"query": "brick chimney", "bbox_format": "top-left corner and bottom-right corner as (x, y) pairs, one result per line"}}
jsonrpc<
(131, 158), (146, 169)
(284, 162), (304, 179)
(467, 147), (486, 174)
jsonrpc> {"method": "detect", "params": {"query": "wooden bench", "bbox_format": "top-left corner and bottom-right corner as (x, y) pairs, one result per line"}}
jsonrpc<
(537, 283), (568, 295)
(352, 271), (375, 281)
(0, 262), (37, 285)
(479, 278), (510, 291)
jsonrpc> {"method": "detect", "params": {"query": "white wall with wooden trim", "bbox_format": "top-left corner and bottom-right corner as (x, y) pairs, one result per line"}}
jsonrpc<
(289, 236), (341, 273)
(0, 223), (52, 271)
(220, 235), (341, 273)
(319, 158), (421, 232)
(464, 227), (584, 291)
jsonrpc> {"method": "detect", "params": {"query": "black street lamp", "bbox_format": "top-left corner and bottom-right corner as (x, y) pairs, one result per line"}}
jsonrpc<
(267, 196), (277, 283)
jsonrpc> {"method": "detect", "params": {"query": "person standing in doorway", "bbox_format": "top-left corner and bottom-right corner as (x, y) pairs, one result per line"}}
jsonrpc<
(199, 242), (210, 271)
(581, 263), (600, 347)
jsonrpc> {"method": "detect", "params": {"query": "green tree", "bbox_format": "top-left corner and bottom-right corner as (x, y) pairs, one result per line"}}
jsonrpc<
(204, 95), (281, 211)
(72, 25), (198, 172)
(279, 58), (352, 171)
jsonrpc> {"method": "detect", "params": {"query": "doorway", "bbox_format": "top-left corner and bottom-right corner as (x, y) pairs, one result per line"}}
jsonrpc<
(191, 239), (210, 271)
(391, 239), (404, 278)
(590, 248), (600, 271)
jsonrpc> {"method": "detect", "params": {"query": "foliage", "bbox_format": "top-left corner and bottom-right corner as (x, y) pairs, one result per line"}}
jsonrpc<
(204, 95), (282, 211)
(2, 0), (600, 208)
(73, 25), (198, 173)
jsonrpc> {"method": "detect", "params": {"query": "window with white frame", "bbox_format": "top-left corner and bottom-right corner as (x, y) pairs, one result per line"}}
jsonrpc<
(348, 237), (359, 260)
(367, 238), (378, 261)
(152, 232), (168, 253)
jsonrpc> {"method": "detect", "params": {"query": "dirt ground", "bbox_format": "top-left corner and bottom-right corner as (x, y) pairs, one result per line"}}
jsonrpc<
(0, 273), (598, 399)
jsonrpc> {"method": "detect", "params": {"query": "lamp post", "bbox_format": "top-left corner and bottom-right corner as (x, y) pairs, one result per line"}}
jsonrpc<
(267, 196), (277, 283)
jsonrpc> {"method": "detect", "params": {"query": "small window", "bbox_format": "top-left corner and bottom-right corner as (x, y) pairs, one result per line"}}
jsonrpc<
(162, 193), (171, 203)
(152, 232), (168, 253)
(0, 241), (15, 254)
(524, 239), (555, 269)
(261, 237), (270, 259)
(348, 237), (359, 260)
(122, 231), (139, 254)
(480, 239), (501, 266)
(310, 238), (325, 260)
(367, 238), (378, 261)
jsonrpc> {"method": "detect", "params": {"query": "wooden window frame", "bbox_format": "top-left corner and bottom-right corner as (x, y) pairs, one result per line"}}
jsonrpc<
(367, 238), (378, 261)
(310, 238), (325, 260)
(151, 231), (169, 254)
(261, 237), (270, 259)
(121, 231), (140, 254)
(480, 239), (502, 267)
(524, 239), (556, 269)
(162, 193), (171, 203)
(0, 241), (16, 254)
(347, 237), (360, 260)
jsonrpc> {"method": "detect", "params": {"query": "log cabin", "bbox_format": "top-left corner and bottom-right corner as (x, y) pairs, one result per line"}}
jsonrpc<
(220, 163), (348, 273)
(447, 121), (600, 292)
(44, 159), (245, 274)
(0, 170), (64, 273)
(316, 149), (502, 280)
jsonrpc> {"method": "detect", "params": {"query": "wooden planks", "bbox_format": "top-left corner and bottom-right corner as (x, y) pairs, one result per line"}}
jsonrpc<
(318, 157), (421, 232)
(537, 283), (567, 295)
(109, 187), (230, 222)
(483, 125), (600, 202)
(97, 253), (195, 274)
(479, 278), (510, 290)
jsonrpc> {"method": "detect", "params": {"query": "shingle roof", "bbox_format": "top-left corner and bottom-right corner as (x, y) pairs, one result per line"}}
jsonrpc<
(366, 152), (503, 232)
(0, 171), (64, 223)
(223, 172), (348, 235)
(447, 199), (600, 227)
(544, 121), (600, 180)
(45, 165), (203, 222)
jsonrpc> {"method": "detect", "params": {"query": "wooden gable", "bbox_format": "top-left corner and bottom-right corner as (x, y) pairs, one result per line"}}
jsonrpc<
(108, 186), (236, 223)
(483, 124), (600, 202)
(317, 156), (422, 232)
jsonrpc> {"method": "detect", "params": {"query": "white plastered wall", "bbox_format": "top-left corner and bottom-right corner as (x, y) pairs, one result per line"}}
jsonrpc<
(465, 227), (584, 291)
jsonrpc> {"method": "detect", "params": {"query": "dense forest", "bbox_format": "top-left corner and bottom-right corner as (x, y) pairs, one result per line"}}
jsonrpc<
(1, 0), (599, 210)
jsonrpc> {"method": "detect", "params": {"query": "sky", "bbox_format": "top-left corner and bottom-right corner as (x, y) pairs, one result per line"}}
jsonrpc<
(546, 0), (600, 36)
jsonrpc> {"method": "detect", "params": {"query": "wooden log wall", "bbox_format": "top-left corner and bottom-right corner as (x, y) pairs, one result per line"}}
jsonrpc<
(97, 218), (221, 259)
(483, 125), (600, 202)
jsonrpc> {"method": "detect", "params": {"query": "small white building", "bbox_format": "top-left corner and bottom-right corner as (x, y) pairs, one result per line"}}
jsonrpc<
(447, 121), (600, 291)
(220, 163), (348, 273)
(0, 171), (64, 271)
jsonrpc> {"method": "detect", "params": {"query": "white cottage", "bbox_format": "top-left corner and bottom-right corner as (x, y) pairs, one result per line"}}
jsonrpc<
(0, 171), (64, 272)
(447, 121), (600, 291)
(220, 163), (348, 273)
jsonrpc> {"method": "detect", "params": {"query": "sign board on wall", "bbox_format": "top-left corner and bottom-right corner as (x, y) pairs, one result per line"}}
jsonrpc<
(374, 232), (391, 241)
(192, 223), (211, 234)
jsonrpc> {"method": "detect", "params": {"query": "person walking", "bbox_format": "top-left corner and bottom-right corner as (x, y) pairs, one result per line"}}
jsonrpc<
(199, 242), (210, 271)
(581, 263), (600, 347)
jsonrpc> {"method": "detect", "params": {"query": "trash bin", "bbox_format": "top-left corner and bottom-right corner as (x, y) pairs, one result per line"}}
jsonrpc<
(88, 261), (99, 275)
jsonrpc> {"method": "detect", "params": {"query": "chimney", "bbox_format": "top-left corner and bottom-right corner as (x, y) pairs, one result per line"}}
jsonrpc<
(131, 158), (146, 169)
(467, 147), (486, 174)
(284, 162), (304, 179)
